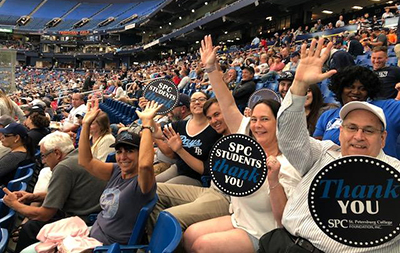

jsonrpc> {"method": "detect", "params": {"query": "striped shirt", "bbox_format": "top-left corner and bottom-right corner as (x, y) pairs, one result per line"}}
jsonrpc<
(277, 90), (400, 253)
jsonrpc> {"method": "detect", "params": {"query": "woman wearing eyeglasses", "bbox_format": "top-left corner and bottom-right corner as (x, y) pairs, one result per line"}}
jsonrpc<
(0, 123), (34, 185)
(156, 91), (222, 186)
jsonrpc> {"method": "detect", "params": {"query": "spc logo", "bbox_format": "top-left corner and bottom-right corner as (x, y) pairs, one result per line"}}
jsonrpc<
(309, 156), (400, 247)
(208, 134), (267, 197)
(143, 78), (179, 115)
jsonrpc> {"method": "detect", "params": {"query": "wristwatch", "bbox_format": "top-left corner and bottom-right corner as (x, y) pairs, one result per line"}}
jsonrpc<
(141, 125), (154, 133)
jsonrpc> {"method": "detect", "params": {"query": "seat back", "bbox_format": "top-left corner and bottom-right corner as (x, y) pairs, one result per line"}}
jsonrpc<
(106, 243), (120, 253)
(128, 194), (159, 245)
(148, 211), (182, 253)
(13, 163), (35, 179)
(0, 182), (27, 229)
(105, 152), (116, 163)
(0, 228), (8, 253)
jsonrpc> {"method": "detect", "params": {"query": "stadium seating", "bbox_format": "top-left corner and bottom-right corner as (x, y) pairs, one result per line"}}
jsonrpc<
(93, 194), (159, 252)
(95, 211), (181, 253)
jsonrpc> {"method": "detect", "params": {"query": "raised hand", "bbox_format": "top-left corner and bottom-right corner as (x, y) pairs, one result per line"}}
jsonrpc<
(163, 125), (183, 153)
(136, 100), (162, 122)
(200, 35), (219, 68)
(82, 98), (100, 125)
(291, 38), (337, 95)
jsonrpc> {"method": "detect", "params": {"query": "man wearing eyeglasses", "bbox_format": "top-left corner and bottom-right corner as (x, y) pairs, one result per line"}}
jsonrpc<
(260, 38), (400, 252)
(2, 131), (106, 251)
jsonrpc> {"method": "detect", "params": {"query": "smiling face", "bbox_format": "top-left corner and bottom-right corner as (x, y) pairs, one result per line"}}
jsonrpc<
(205, 102), (229, 135)
(115, 146), (139, 178)
(250, 103), (277, 147)
(371, 51), (387, 70)
(190, 92), (207, 115)
(339, 109), (386, 157)
(341, 80), (368, 105)
(278, 80), (292, 99)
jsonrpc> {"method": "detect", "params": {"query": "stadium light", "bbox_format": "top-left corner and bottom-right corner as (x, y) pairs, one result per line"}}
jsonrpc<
(352, 6), (363, 10)
(192, 9), (195, 13)
(322, 10), (333, 14)
(205, 2), (208, 5)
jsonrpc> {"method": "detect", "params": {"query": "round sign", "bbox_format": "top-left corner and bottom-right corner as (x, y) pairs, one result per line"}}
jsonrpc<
(248, 88), (281, 109)
(143, 78), (179, 115)
(309, 156), (400, 247)
(208, 134), (267, 197)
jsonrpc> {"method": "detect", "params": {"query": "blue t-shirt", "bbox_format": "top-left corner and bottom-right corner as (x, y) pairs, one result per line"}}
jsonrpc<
(313, 99), (400, 159)
(90, 164), (156, 244)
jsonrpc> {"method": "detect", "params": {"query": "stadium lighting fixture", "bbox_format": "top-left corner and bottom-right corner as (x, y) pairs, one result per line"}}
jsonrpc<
(192, 9), (195, 13)
(266, 16), (272, 21)
(352, 6), (363, 10)
(179, 16), (182, 20)
(224, 31), (228, 34)
(205, 2), (208, 5)
(322, 10), (333, 14)
(143, 31), (145, 34)
(236, 38), (240, 40)
(160, 26), (162, 29)
(196, 41), (199, 43)
(169, 22), (172, 25)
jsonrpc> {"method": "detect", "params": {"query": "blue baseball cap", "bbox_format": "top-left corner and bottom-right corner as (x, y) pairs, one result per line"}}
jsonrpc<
(110, 131), (140, 149)
(0, 123), (28, 137)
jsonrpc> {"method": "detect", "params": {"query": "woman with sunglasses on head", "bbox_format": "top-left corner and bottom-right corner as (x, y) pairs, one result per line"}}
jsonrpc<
(181, 35), (302, 253)
(0, 123), (35, 185)
(155, 91), (222, 186)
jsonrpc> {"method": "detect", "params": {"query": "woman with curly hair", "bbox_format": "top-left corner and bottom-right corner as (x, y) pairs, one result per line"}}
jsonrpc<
(313, 65), (400, 158)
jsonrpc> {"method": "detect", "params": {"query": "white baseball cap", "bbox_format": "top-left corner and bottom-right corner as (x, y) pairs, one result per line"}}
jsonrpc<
(340, 101), (386, 129)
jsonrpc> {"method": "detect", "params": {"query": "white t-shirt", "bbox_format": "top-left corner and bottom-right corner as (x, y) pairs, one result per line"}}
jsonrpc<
(63, 104), (87, 130)
(229, 116), (302, 239)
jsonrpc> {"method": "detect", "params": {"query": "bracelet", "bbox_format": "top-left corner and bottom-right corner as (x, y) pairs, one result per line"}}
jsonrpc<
(269, 182), (280, 190)
(203, 64), (217, 73)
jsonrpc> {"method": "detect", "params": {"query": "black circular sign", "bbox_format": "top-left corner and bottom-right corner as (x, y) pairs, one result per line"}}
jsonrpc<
(309, 156), (400, 247)
(248, 88), (281, 109)
(143, 78), (179, 115)
(208, 134), (267, 197)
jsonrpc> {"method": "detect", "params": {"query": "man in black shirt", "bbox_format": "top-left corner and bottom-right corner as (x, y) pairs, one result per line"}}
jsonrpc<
(232, 66), (256, 113)
(372, 46), (400, 99)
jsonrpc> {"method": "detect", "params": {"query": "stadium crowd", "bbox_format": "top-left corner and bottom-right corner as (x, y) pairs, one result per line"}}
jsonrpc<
(1, 4), (400, 253)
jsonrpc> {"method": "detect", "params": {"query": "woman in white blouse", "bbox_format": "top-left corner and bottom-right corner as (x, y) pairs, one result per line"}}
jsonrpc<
(90, 111), (115, 162)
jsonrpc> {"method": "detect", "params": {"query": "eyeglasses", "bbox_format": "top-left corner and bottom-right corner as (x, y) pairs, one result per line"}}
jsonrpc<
(41, 149), (55, 159)
(190, 97), (207, 103)
(0, 134), (15, 140)
(342, 124), (383, 136)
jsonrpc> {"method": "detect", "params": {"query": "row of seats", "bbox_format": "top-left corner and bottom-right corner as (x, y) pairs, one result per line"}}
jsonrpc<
(0, 149), (42, 252)
(93, 194), (181, 253)
(99, 98), (138, 125)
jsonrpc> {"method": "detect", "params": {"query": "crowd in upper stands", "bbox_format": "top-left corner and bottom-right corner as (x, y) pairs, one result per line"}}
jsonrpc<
(0, 3), (400, 253)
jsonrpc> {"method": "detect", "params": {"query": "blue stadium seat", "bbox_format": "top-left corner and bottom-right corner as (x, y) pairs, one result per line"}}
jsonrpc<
(387, 57), (398, 67)
(0, 228), (8, 253)
(95, 211), (181, 253)
(94, 195), (159, 252)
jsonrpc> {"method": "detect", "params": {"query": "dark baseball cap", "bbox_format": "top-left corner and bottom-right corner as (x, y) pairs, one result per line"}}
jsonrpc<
(26, 104), (46, 116)
(110, 131), (141, 149)
(278, 71), (295, 82)
(0, 123), (28, 137)
(177, 93), (190, 108)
